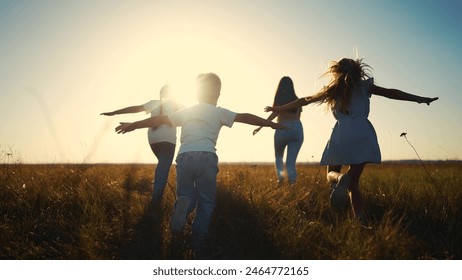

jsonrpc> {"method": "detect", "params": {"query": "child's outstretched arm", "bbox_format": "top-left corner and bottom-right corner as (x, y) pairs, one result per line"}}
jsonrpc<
(253, 111), (278, 135)
(235, 113), (285, 130)
(115, 115), (171, 134)
(265, 95), (321, 112)
(371, 85), (438, 105)
(101, 105), (145, 116)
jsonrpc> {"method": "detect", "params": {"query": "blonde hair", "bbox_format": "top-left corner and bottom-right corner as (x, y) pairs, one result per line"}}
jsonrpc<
(313, 58), (372, 114)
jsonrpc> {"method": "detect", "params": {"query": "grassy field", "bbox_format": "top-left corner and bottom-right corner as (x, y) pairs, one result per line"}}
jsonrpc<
(0, 162), (461, 260)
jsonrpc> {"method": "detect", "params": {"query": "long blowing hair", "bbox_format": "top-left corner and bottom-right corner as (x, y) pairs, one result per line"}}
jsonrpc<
(273, 76), (299, 113)
(313, 58), (372, 114)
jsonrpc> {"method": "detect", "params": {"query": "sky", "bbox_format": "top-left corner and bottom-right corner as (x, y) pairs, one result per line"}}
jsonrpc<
(0, 0), (461, 164)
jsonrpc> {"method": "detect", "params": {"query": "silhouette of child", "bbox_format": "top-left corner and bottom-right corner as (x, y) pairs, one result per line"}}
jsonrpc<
(116, 73), (285, 256)
(253, 76), (304, 186)
(101, 85), (182, 207)
(266, 58), (438, 225)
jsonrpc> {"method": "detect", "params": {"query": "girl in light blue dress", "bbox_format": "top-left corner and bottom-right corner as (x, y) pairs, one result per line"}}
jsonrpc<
(266, 58), (438, 225)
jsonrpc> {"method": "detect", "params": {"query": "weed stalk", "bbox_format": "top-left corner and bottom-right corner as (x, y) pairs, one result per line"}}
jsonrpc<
(400, 132), (443, 200)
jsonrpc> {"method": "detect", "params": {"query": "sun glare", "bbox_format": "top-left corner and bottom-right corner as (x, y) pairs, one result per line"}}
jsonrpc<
(149, 33), (242, 106)
(104, 29), (268, 111)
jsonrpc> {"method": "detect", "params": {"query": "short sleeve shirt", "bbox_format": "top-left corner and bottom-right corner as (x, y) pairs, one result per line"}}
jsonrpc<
(143, 99), (179, 144)
(168, 103), (237, 154)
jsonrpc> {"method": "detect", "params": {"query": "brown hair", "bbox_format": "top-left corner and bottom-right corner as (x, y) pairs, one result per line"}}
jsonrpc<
(273, 76), (299, 113)
(313, 58), (372, 114)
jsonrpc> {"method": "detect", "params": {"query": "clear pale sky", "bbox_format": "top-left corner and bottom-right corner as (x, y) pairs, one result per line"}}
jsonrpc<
(1, 0), (461, 164)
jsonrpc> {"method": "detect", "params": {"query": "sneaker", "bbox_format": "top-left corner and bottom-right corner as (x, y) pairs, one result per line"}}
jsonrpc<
(170, 196), (190, 235)
(330, 174), (351, 212)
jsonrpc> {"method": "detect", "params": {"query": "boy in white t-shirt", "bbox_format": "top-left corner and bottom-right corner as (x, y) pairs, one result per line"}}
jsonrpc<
(116, 73), (284, 257)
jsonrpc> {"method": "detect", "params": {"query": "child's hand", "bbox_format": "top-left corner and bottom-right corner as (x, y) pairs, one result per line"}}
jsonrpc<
(419, 97), (439, 105)
(272, 123), (289, 130)
(101, 112), (115, 116)
(115, 122), (135, 134)
(253, 127), (262, 135)
(264, 106), (276, 112)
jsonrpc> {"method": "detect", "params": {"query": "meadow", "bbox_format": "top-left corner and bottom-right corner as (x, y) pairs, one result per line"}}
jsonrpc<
(0, 162), (461, 260)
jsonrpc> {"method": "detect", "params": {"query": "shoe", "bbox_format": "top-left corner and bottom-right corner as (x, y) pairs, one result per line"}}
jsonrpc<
(170, 196), (190, 235)
(330, 174), (351, 212)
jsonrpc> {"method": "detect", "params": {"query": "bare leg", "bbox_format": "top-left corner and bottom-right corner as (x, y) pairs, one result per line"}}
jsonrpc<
(347, 164), (365, 217)
(327, 165), (352, 212)
(327, 165), (342, 186)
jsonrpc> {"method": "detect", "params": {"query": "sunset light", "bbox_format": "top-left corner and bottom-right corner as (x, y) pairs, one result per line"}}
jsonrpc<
(1, 0), (460, 163)
(1, 1), (462, 275)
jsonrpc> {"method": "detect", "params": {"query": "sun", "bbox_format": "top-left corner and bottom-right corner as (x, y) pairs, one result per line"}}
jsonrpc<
(102, 27), (271, 114)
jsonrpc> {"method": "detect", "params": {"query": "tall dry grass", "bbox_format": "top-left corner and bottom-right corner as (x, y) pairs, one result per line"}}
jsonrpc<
(0, 162), (460, 259)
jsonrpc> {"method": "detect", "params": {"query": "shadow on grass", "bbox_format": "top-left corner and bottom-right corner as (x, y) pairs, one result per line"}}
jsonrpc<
(203, 188), (282, 260)
(119, 202), (165, 259)
(119, 187), (282, 259)
(118, 166), (164, 259)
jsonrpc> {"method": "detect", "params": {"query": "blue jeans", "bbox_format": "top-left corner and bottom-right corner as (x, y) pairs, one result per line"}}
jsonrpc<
(274, 120), (304, 183)
(175, 151), (219, 251)
(150, 142), (176, 206)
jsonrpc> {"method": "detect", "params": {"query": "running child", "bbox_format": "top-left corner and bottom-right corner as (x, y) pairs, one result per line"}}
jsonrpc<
(101, 85), (182, 207)
(253, 76), (304, 186)
(266, 58), (438, 225)
(116, 73), (284, 256)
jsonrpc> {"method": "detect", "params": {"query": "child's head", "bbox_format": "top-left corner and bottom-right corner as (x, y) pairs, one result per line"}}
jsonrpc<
(159, 84), (171, 100)
(195, 73), (221, 104)
(329, 58), (369, 82)
(273, 76), (299, 113)
(315, 58), (372, 113)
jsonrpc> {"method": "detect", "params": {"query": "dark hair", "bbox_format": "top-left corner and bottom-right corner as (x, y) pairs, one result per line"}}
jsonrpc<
(273, 76), (299, 113)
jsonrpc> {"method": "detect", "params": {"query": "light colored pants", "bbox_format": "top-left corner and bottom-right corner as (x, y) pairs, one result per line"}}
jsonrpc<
(175, 151), (219, 251)
(274, 120), (304, 184)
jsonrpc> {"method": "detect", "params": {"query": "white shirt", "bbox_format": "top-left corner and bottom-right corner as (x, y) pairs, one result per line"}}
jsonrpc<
(143, 99), (179, 145)
(168, 102), (237, 154)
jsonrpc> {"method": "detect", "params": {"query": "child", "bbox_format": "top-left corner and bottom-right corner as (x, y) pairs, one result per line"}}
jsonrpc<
(101, 85), (182, 207)
(253, 76), (304, 186)
(116, 73), (284, 256)
(266, 58), (438, 225)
